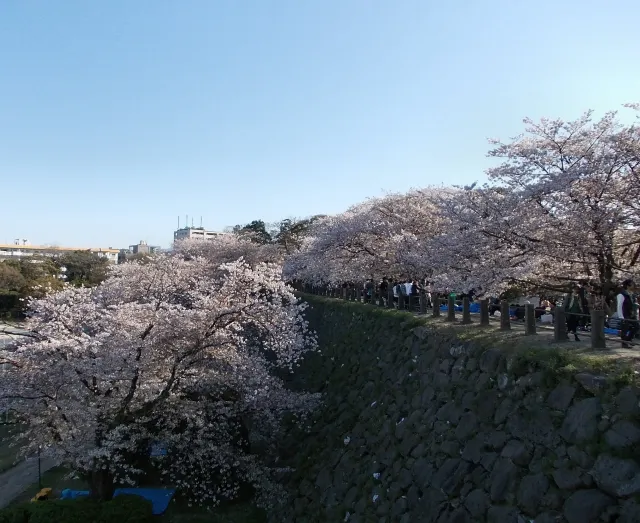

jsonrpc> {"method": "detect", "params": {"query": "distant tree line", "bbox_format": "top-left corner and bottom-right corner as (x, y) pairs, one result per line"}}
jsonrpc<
(230, 216), (326, 254)
(0, 251), (111, 317)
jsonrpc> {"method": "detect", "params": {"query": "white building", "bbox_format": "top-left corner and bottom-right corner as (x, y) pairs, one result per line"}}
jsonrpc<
(0, 241), (119, 264)
(173, 227), (229, 242)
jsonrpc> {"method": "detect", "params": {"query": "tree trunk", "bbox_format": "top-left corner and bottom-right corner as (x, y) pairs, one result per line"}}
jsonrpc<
(88, 468), (115, 501)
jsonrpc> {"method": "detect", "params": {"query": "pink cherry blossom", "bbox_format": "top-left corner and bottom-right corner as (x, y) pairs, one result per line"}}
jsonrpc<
(0, 252), (318, 505)
(287, 104), (640, 295)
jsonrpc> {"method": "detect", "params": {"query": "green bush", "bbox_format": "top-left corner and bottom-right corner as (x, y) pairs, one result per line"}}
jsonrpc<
(27, 499), (100, 523)
(0, 291), (20, 316)
(0, 506), (28, 523)
(0, 495), (153, 523)
(99, 494), (153, 523)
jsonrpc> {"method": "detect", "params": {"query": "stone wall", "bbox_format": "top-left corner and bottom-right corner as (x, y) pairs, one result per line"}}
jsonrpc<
(276, 296), (640, 523)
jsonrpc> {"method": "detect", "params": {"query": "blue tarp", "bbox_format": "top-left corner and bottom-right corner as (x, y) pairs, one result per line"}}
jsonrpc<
(150, 442), (168, 457)
(440, 305), (463, 312)
(60, 489), (89, 500)
(440, 304), (484, 313)
(604, 328), (620, 335)
(60, 488), (176, 515)
(114, 488), (176, 515)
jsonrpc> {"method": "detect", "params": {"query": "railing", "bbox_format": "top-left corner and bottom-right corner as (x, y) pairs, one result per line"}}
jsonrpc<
(296, 283), (635, 351)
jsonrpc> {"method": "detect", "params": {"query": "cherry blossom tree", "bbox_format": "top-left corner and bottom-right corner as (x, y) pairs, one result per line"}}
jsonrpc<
(284, 189), (447, 285)
(280, 105), (640, 296)
(0, 253), (318, 506)
(394, 105), (640, 295)
(174, 234), (284, 268)
(468, 105), (640, 292)
(412, 186), (546, 295)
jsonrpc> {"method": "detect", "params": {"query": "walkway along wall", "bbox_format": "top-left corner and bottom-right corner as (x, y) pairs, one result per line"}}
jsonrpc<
(276, 295), (640, 523)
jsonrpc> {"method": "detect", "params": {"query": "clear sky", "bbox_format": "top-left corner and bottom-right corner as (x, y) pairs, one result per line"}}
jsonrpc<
(1, 1), (638, 249)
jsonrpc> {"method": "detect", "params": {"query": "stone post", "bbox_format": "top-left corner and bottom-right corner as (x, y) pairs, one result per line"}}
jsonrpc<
(432, 293), (441, 317)
(480, 299), (490, 326)
(525, 303), (536, 335)
(591, 309), (606, 349)
(446, 295), (456, 322)
(462, 297), (472, 324)
(554, 307), (568, 342)
(419, 290), (427, 315)
(500, 300), (511, 331)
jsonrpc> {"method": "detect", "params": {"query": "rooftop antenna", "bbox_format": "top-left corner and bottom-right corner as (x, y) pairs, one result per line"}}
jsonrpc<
(200, 216), (202, 228)
(191, 217), (194, 228)
(186, 215), (188, 229)
(178, 215), (180, 229)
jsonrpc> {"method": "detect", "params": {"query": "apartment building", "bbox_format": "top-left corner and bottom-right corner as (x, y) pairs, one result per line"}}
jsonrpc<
(0, 241), (119, 264)
(118, 241), (161, 263)
(173, 227), (229, 242)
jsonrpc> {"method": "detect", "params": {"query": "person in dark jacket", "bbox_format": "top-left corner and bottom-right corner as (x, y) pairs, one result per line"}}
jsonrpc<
(578, 280), (590, 330)
(617, 279), (638, 348)
(379, 277), (389, 305)
(564, 284), (583, 341)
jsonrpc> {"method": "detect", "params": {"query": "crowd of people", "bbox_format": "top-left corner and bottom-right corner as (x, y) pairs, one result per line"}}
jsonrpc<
(549, 280), (639, 347)
(328, 277), (640, 348)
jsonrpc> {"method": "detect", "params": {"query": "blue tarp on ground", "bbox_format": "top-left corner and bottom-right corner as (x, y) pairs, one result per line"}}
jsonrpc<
(114, 488), (176, 515)
(440, 305), (463, 312)
(60, 488), (176, 515)
(60, 489), (89, 500)
(604, 328), (620, 335)
(150, 442), (168, 457)
(440, 304), (484, 313)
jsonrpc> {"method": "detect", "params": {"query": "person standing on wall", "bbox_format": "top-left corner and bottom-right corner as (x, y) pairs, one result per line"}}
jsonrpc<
(379, 277), (389, 306)
(578, 280), (590, 331)
(564, 284), (583, 342)
(392, 280), (400, 307)
(617, 279), (638, 348)
(398, 279), (408, 308)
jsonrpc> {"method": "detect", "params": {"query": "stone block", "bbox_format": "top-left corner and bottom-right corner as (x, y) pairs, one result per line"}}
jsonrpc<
(560, 397), (601, 443)
(563, 489), (613, 523)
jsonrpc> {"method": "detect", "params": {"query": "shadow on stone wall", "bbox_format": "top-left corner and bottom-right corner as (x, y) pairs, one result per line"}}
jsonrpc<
(275, 295), (640, 523)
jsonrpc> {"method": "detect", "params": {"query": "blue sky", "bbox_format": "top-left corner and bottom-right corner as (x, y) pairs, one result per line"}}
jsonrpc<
(1, 0), (638, 249)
